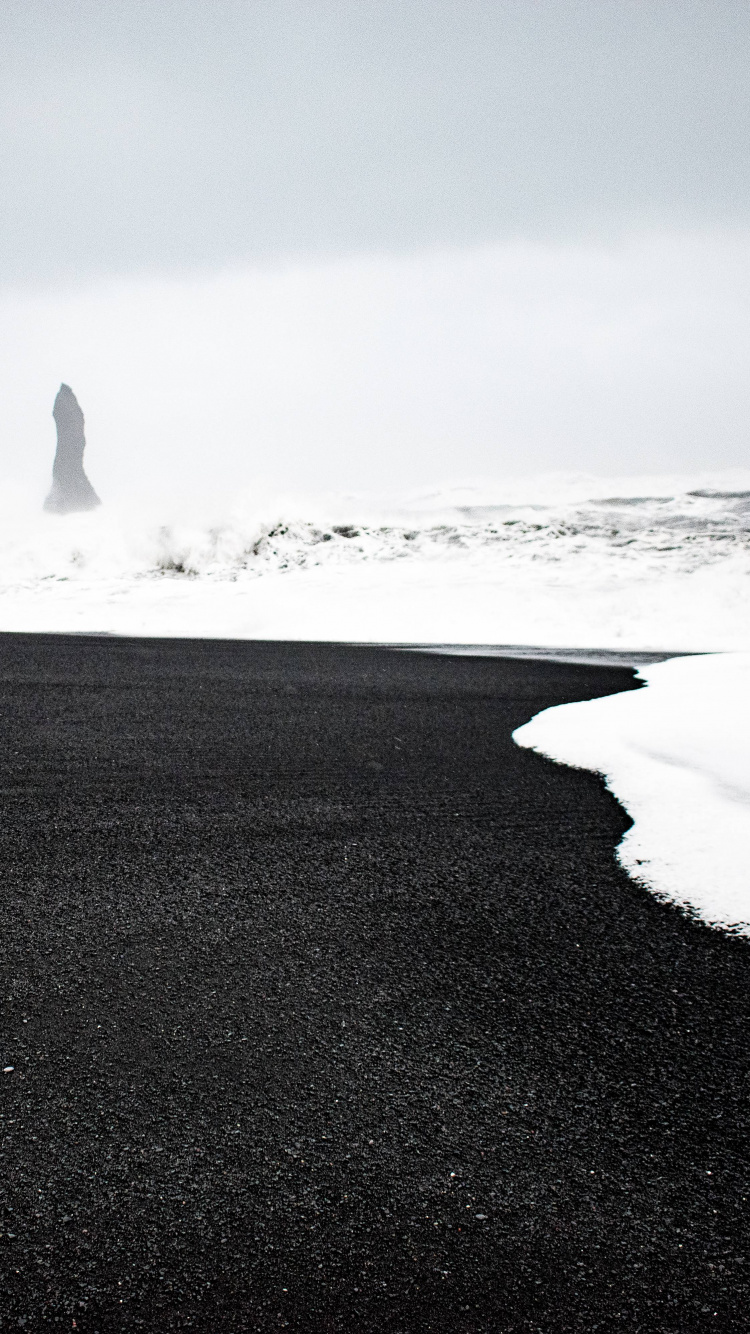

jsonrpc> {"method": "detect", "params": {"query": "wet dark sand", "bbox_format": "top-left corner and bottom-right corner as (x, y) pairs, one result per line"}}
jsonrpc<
(1, 635), (748, 1332)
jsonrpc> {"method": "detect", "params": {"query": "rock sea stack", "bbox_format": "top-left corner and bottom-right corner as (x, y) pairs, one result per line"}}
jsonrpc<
(44, 383), (101, 514)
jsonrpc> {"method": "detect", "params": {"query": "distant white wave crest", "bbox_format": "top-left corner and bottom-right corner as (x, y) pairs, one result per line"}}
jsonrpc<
(2, 481), (749, 582)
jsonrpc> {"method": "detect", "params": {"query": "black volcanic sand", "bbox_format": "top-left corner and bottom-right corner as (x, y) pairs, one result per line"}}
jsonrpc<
(1, 635), (748, 1333)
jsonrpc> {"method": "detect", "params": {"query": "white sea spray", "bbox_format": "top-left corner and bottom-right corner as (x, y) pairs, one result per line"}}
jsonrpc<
(0, 473), (747, 646)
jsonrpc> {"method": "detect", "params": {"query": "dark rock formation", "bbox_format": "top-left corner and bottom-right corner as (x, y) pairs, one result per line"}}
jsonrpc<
(44, 384), (101, 514)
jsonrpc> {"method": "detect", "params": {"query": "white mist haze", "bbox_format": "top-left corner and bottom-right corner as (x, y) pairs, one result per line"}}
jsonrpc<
(3, 1), (750, 504)
(2, 232), (750, 507)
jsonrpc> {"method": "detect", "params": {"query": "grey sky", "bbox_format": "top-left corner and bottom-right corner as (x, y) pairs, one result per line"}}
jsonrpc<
(3, 0), (750, 287)
(3, 1), (750, 490)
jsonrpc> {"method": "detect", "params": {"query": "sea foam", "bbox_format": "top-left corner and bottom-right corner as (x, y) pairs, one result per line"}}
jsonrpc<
(513, 653), (750, 935)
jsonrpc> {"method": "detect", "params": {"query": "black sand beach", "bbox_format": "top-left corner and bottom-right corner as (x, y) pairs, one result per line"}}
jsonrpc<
(1, 635), (748, 1332)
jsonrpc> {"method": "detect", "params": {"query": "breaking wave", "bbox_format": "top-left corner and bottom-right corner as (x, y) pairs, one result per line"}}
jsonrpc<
(2, 477), (748, 583)
(0, 473), (748, 648)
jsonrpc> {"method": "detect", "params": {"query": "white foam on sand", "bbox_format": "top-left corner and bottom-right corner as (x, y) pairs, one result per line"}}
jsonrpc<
(513, 654), (750, 935)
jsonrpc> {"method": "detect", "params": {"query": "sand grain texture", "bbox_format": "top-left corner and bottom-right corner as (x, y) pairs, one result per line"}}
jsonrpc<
(1, 637), (748, 1331)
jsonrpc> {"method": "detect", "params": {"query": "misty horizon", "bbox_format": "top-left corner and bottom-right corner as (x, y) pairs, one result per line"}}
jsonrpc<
(2, 233), (749, 505)
(1, 1), (748, 496)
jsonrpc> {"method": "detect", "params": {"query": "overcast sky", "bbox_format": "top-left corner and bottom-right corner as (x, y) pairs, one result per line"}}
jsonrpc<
(1, 1), (749, 494)
(2, 0), (750, 284)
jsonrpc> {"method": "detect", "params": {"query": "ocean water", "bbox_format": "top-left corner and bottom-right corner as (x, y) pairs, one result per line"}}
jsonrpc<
(0, 471), (748, 646)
